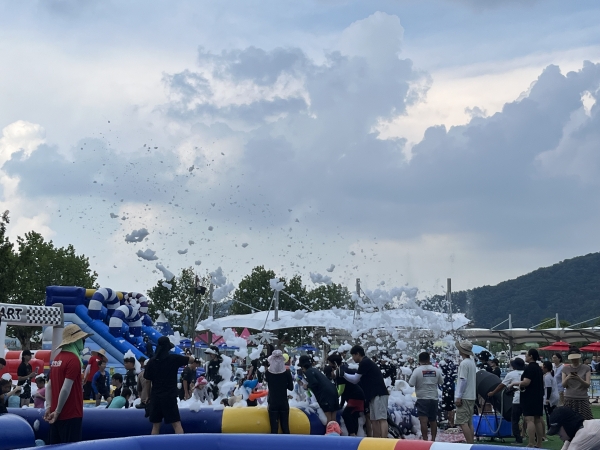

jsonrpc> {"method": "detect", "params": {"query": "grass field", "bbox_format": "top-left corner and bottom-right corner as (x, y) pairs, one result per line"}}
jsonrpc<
(477, 404), (599, 448)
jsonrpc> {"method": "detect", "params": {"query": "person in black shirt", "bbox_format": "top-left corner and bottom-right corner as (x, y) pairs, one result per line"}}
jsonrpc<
(179, 358), (199, 400)
(144, 336), (194, 435)
(123, 357), (138, 401)
(489, 359), (501, 378)
(509, 348), (544, 448)
(205, 346), (223, 400)
(264, 350), (294, 434)
(111, 373), (123, 398)
(326, 354), (365, 436)
(344, 345), (389, 438)
(299, 355), (339, 425)
(17, 350), (36, 407)
(144, 337), (154, 358)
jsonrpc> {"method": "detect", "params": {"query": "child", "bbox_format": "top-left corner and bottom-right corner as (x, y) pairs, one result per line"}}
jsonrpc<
(17, 349), (37, 407)
(33, 375), (46, 409)
(111, 372), (123, 397)
(92, 360), (112, 406)
(1, 378), (22, 415)
(123, 357), (137, 399)
(193, 376), (212, 404)
(543, 361), (559, 426)
(108, 387), (132, 409)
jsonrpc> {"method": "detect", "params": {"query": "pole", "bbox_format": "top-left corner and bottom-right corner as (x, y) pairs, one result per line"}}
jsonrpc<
(50, 303), (64, 360)
(0, 319), (6, 359)
(208, 282), (214, 345)
(509, 314), (512, 329)
(556, 313), (559, 329)
(446, 278), (453, 324)
(274, 290), (279, 321)
(354, 278), (361, 319)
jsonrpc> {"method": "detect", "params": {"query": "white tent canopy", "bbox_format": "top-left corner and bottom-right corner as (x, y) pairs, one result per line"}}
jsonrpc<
(461, 327), (600, 344)
(197, 308), (469, 333)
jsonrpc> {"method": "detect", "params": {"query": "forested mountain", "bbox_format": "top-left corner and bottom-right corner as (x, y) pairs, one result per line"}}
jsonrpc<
(428, 252), (600, 328)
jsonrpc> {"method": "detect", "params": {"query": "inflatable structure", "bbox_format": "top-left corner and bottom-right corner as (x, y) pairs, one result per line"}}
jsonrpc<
(45, 286), (182, 365)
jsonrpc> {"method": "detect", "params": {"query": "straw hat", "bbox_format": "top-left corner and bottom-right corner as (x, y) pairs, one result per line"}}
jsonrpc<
(92, 348), (106, 358)
(455, 339), (474, 356)
(58, 324), (92, 348)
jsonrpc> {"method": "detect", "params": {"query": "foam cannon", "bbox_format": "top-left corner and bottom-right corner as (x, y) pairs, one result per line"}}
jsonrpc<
(475, 369), (513, 421)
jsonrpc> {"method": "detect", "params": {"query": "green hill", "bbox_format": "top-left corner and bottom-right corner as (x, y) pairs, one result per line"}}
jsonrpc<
(433, 252), (600, 328)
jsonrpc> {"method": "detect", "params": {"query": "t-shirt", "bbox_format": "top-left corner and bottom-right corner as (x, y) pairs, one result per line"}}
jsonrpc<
(456, 357), (477, 401)
(144, 354), (190, 398)
(357, 357), (389, 402)
(502, 369), (523, 404)
(544, 372), (560, 407)
(50, 351), (83, 421)
(34, 387), (46, 408)
(108, 396), (127, 409)
(303, 367), (338, 407)
(562, 364), (591, 399)
(408, 365), (443, 400)
(92, 371), (109, 395)
(559, 419), (600, 450)
(265, 369), (293, 410)
(85, 356), (101, 382)
(124, 368), (137, 397)
(520, 362), (544, 407)
(17, 362), (32, 386)
(554, 364), (564, 393)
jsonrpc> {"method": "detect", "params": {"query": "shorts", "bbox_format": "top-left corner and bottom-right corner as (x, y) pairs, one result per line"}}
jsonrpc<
(96, 390), (111, 401)
(455, 399), (475, 425)
(416, 399), (438, 422)
(148, 395), (181, 424)
(369, 395), (389, 421)
(48, 417), (82, 444)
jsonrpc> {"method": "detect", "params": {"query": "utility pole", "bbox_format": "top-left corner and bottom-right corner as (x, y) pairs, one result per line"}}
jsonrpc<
(207, 280), (214, 346)
(353, 278), (361, 322)
(446, 278), (453, 325)
(274, 290), (280, 321)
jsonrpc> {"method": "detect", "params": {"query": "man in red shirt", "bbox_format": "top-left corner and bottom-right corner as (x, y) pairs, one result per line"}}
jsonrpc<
(44, 324), (92, 444)
(83, 348), (106, 400)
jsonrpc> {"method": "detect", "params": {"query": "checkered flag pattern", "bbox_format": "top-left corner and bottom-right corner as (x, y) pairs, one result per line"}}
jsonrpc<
(26, 305), (62, 326)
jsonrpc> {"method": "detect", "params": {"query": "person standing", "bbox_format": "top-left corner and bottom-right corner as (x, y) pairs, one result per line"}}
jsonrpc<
(143, 336), (195, 435)
(44, 324), (92, 444)
(327, 352), (365, 437)
(91, 359), (112, 407)
(123, 356), (138, 401)
(510, 348), (544, 448)
(264, 350), (294, 434)
(33, 375), (47, 409)
(179, 358), (199, 400)
(136, 357), (151, 409)
(344, 345), (389, 438)
(553, 353), (565, 406)
(408, 351), (444, 441)
(83, 349), (106, 401)
(454, 340), (477, 444)
(488, 357), (525, 444)
(543, 360), (560, 427)
(562, 347), (592, 420)
(204, 346), (223, 400)
(17, 349), (37, 407)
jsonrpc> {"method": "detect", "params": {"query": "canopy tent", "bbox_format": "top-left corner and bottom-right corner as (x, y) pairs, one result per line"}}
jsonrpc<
(197, 308), (469, 333)
(580, 341), (600, 352)
(539, 341), (571, 351)
(461, 327), (600, 347)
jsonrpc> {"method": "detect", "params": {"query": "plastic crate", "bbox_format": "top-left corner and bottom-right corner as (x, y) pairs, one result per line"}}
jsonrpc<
(473, 413), (512, 438)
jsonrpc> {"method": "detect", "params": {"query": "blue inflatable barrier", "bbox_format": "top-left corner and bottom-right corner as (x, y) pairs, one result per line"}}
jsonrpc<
(17, 433), (527, 450)
(0, 413), (36, 450)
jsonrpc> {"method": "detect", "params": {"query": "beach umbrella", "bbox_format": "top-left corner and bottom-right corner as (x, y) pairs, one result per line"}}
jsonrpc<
(539, 341), (570, 351)
(580, 341), (600, 352)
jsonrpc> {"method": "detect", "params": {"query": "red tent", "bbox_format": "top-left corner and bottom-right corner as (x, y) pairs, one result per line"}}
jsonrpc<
(580, 341), (600, 352)
(539, 341), (570, 351)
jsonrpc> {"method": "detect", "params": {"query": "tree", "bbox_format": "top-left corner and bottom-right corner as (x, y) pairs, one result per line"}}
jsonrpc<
(537, 317), (571, 330)
(0, 211), (15, 304)
(7, 231), (97, 350)
(230, 266), (279, 315)
(305, 283), (352, 310)
(147, 267), (211, 337)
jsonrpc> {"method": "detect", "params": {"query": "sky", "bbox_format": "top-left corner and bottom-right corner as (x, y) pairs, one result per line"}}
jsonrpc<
(0, 0), (599, 301)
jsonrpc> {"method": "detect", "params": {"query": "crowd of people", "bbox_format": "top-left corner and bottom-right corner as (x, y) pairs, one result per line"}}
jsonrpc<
(2, 328), (600, 449)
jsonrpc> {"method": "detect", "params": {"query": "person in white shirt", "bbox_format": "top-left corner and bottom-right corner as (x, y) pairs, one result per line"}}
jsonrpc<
(543, 361), (560, 422)
(547, 406), (600, 450)
(553, 353), (565, 406)
(454, 340), (477, 444)
(487, 357), (525, 445)
(408, 351), (444, 441)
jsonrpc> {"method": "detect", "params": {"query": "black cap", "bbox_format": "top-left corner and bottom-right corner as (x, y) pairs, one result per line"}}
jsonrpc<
(157, 336), (174, 349)
(547, 407), (585, 439)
